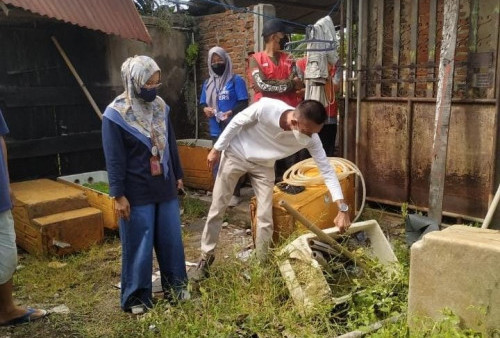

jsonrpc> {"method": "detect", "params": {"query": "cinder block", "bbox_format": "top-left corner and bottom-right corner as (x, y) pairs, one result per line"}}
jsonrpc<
(408, 225), (500, 332)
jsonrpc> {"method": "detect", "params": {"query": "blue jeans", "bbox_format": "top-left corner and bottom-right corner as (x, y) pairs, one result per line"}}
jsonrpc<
(119, 198), (187, 311)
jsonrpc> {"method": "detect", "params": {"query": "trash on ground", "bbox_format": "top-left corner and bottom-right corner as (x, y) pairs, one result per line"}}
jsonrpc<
(236, 248), (253, 262)
(48, 261), (68, 269)
(49, 304), (70, 314)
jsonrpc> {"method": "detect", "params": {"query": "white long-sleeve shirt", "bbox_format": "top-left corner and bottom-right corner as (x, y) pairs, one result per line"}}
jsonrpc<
(213, 97), (344, 201)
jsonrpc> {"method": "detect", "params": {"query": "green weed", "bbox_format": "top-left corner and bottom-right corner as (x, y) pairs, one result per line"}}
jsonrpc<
(83, 181), (109, 194)
(182, 196), (208, 219)
(1, 207), (490, 337)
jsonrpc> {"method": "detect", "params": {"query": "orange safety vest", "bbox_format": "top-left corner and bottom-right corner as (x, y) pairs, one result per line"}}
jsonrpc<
(249, 51), (300, 107)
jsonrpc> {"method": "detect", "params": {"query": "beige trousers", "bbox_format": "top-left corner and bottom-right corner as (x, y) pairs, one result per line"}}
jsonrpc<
(200, 150), (275, 260)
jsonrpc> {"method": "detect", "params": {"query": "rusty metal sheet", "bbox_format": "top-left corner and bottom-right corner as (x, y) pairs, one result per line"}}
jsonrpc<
(2, 0), (152, 44)
(358, 102), (410, 203)
(411, 103), (495, 218)
(355, 100), (495, 218)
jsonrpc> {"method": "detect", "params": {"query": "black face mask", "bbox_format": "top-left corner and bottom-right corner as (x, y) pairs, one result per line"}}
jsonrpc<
(211, 63), (225, 76)
(138, 87), (157, 102)
(279, 35), (289, 50)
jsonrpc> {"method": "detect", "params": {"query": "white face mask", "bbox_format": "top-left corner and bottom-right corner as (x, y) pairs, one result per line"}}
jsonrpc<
(292, 128), (311, 146)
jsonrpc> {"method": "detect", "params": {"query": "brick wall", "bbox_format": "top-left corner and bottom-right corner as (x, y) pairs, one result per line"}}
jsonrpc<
(195, 10), (255, 138)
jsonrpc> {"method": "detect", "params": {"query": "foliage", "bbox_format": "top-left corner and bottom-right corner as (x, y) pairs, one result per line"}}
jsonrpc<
(185, 42), (199, 68)
(181, 195), (208, 219)
(401, 202), (409, 219)
(134, 0), (158, 15)
(134, 1), (177, 36)
(182, 40), (200, 127)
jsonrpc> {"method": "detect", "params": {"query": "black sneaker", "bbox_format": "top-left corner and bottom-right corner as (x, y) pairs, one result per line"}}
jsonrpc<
(189, 255), (215, 282)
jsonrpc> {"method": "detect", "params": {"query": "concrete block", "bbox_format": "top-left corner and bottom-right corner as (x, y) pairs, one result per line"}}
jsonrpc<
(408, 225), (500, 332)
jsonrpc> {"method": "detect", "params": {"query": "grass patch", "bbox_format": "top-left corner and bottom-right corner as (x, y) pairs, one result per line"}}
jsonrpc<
(82, 182), (110, 194)
(182, 196), (209, 219)
(1, 207), (488, 337)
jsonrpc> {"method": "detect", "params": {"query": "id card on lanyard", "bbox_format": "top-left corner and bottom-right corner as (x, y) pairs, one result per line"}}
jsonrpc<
(150, 125), (163, 176)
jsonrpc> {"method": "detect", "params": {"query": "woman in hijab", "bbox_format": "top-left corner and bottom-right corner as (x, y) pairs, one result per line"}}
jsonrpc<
(102, 55), (188, 314)
(200, 46), (248, 207)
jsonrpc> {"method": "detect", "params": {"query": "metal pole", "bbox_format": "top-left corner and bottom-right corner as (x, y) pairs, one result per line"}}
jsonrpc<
(191, 32), (199, 140)
(487, 9), (500, 230)
(343, 0), (352, 158)
(354, 0), (365, 215)
(482, 185), (500, 229)
(355, 0), (363, 167)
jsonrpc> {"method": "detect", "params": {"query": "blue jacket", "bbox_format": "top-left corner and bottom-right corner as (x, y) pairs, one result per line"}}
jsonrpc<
(102, 107), (183, 206)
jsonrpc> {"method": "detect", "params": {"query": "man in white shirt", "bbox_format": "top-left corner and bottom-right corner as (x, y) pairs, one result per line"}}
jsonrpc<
(192, 98), (351, 280)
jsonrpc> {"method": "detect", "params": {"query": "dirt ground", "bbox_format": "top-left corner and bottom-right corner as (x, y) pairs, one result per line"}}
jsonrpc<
(181, 185), (405, 272)
(182, 186), (257, 273)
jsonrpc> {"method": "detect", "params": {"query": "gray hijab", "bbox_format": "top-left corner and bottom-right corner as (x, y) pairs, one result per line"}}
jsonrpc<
(205, 47), (234, 108)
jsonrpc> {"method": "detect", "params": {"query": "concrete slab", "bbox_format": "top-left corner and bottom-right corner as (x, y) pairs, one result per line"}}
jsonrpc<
(408, 225), (500, 332)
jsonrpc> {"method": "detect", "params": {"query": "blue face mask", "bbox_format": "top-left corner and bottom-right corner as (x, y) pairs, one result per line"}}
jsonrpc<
(138, 87), (157, 102)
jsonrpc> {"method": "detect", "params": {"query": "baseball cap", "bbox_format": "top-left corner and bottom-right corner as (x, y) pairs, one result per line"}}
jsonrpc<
(262, 18), (293, 37)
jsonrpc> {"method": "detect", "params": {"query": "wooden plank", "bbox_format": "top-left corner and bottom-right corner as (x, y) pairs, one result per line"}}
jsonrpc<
(51, 36), (103, 120)
(57, 178), (117, 230)
(408, 0), (419, 97)
(426, 0), (438, 98)
(31, 207), (103, 256)
(375, 0), (384, 97)
(428, 0), (459, 224)
(6, 131), (102, 160)
(391, 0), (401, 97)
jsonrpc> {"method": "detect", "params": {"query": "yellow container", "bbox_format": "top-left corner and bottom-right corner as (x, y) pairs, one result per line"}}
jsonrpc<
(177, 139), (214, 191)
(250, 171), (355, 244)
(57, 171), (118, 230)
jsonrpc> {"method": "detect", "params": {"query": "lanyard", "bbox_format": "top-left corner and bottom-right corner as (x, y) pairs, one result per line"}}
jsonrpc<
(150, 122), (160, 157)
